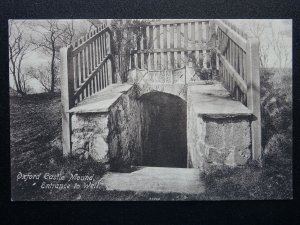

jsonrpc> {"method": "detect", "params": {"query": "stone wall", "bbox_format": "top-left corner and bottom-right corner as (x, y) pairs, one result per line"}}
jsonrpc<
(187, 102), (252, 170)
(107, 86), (142, 169)
(71, 86), (142, 169)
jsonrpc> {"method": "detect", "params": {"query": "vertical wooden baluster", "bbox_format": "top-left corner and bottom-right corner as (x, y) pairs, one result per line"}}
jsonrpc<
(195, 22), (199, 66)
(187, 22), (192, 67)
(95, 30), (98, 67)
(102, 33), (105, 62)
(100, 30), (103, 62)
(103, 29), (107, 57)
(177, 23), (182, 67)
(144, 27), (148, 69)
(140, 27), (144, 69)
(198, 21), (203, 47)
(94, 30), (97, 67)
(98, 69), (101, 92)
(74, 41), (79, 90)
(102, 62), (106, 88)
(102, 64), (105, 89)
(98, 68), (102, 90)
(205, 21), (209, 42)
(88, 78), (92, 96)
(159, 24), (163, 69)
(83, 37), (88, 80)
(136, 28), (140, 69)
(157, 25), (161, 70)
(133, 32), (137, 69)
(174, 24), (178, 69)
(79, 39), (84, 87)
(91, 76), (94, 94)
(166, 24), (170, 70)
(103, 61), (106, 87)
(184, 23), (188, 66)
(239, 48), (244, 80)
(190, 22), (195, 68)
(163, 24), (167, 70)
(202, 22), (206, 43)
(106, 61), (109, 85)
(169, 24), (174, 69)
(233, 42), (236, 71)
(148, 26), (153, 70)
(191, 22), (195, 49)
(99, 33), (102, 64)
(144, 26), (148, 70)
(98, 30), (102, 65)
(99, 68), (102, 90)
(243, 50), (247, 83)
(203, 50), (207, 68)
(152, 25), (157, 70)
(105, 61), (109, 87)
(90, 32), (94, 71)
(228, 39), (232, 65)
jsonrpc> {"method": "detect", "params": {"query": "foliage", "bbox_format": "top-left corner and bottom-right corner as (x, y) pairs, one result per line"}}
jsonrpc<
(260, 68), (292, 159)
(110, 19), (156, 82)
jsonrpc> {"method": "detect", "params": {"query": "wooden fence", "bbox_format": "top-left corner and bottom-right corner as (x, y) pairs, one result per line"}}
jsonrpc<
(127, 19), (215, 71)
(215, 19), (261, 161)
(60, 24), (115, 155)
(60, 19), (261, 161)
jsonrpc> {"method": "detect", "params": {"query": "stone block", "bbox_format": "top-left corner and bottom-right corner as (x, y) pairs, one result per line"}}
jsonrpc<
(88, 133), (109, 163)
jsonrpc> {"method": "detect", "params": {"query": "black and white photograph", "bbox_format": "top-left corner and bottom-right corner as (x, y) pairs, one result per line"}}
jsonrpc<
(9, 19), (293, 201)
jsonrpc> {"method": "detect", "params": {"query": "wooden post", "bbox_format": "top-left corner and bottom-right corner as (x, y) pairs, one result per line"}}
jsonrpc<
(60, 46), (74, 156)
(246, 37), (261, 162)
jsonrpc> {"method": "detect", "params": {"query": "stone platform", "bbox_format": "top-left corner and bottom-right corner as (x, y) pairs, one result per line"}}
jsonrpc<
(187, 81), (253, 169)
(69, 83), (132, 113)
(100, 167), (205, 194)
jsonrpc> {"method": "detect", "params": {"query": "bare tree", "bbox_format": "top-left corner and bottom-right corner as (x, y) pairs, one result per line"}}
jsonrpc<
(27, 63), (59, 93)
(9, 20), (32, 95)
(247, 20), (271, 68)
(30, 20), (75, 92)
(271, 27), (291, 71)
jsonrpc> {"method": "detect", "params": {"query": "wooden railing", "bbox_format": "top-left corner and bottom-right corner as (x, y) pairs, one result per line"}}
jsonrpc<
(60, 19), (261, 161)
(128, 19), (214, 71)
(215, 19), (261, 161)
(60, 24), (115, 156)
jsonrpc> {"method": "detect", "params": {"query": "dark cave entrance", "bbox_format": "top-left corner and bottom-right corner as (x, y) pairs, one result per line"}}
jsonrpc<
(140, 92), (187, 168)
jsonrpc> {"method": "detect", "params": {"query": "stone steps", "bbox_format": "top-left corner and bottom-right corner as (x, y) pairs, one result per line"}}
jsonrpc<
(99, 166), (205, 194)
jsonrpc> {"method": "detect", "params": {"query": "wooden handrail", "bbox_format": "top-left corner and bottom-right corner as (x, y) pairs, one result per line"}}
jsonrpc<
(215, 19), (261, 162)
(60, 24), (115, 156)
(72, 26), (110, 55)
(215, 19), (247, 51)
(217, 50), (247, 93)
(73, 54), (111, 99)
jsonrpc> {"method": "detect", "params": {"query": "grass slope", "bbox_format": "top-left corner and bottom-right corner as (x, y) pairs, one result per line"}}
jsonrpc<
(10, 68), (293, 200)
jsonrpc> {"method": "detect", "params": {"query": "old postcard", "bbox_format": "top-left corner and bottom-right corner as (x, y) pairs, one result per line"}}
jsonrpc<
(10, 19), (292, 201)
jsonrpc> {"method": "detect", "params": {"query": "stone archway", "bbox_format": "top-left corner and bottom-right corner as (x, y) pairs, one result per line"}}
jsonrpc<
(139, 92), (187, 168)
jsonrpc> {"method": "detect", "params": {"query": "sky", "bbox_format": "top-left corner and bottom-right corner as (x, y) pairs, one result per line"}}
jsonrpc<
(9, 19), (292, 93)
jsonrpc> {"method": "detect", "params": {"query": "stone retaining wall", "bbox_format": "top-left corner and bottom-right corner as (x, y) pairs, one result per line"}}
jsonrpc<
(71, 86), (142, 169)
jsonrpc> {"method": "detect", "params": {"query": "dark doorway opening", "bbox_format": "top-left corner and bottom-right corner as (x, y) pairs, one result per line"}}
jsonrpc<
(140, 92), (187, 168)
